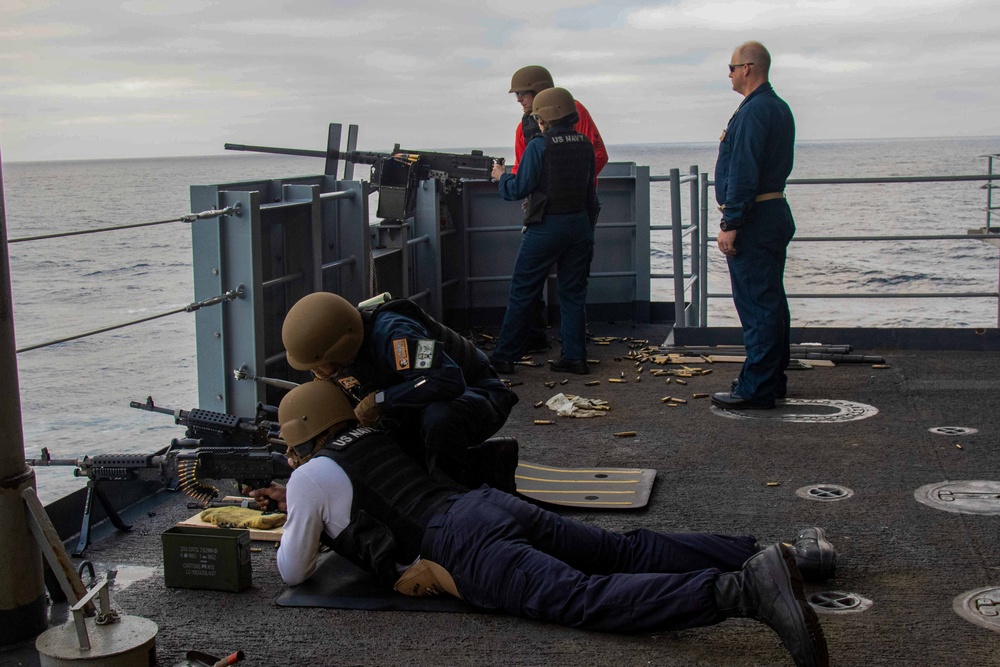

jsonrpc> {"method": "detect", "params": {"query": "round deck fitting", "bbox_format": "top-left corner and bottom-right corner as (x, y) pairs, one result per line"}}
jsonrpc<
(954, 587), (1000, 633)
(808, 591), (872, 614)
(914, 480), (1000, 515)
(928, 426), (978, 436)
(36, 614), (157, 666)
(712, 399), (878, 423)
(796, 484), (855, 502)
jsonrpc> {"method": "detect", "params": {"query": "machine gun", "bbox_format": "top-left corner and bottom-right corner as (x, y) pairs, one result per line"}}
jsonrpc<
(129, 395), (281, 448)
(224, 138), (504, 220)
(26, 399), (292, 555)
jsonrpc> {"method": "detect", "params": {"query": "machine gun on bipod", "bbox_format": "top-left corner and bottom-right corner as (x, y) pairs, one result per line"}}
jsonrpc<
(224, 135), (504, 221)
(26, 398), (292, 556)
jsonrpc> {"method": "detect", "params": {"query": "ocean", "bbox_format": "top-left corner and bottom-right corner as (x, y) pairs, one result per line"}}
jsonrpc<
(4, 137), (999, 502)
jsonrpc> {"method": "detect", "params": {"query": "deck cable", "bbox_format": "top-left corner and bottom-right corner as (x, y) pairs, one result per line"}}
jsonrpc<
(15, 285), (244, 354)
(6, 204), (240, 244)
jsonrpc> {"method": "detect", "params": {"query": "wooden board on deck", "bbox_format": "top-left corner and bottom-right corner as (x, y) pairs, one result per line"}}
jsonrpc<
(515, 461), (656, 509)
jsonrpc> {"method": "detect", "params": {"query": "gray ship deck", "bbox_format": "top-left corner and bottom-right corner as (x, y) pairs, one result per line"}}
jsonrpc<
(6, 323), (1000, 666)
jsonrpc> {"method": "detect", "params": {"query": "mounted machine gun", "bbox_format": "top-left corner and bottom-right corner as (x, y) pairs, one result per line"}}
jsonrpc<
(26, 397), (291, 555)
(225, 132), (504, 221)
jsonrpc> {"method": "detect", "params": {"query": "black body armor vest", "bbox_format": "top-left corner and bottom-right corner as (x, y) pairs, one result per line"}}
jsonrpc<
(536, 129), (594, 215)
(315, 427), (462, 585)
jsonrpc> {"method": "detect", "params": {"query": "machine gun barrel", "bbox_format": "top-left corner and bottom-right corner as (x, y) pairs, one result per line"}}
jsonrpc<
(224, 143), (386, 165)
(224, 142), (498, 180)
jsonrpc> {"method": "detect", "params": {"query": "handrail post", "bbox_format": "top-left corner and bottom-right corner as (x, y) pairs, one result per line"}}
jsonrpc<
(688, 165), (701, 327)
(669, 168), (685, 327)
(699, 172), (711, 327)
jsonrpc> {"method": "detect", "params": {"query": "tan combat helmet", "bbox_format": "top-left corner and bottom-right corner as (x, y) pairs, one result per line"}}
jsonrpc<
(279, 380), (357, 462)
(531, 87), (576, 122)
(282, 292), (364, 371)
(509, 65), (554, 93)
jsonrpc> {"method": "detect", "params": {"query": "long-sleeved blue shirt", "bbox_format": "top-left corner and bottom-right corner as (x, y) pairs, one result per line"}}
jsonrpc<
(344, 311), (466, 411)
(715, 82), (795, 229)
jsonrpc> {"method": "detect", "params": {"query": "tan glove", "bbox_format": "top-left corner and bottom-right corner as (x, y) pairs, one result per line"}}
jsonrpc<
(199, 507), (287, 530)
(354, 391), (381, 426)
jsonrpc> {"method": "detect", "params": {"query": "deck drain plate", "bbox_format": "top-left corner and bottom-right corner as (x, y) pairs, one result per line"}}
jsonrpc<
(808, 591), (872, 614)
(914, 480), (1000, 515)
(954, 587), (1000, 632)
(712, 399), (878, 423)
(928, 426), (978, 436)
(796, 484), (854, 502)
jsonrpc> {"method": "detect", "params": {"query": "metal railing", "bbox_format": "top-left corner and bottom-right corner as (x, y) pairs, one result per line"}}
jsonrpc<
(664, 170), (1000, 329)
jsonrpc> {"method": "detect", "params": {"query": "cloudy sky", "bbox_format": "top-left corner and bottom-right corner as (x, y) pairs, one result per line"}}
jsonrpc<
(1, 0), (998, 162)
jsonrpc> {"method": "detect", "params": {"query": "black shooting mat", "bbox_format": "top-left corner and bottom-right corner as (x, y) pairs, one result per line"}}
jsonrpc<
(276, 552), (470, 612)
(514, 461), (657, 509)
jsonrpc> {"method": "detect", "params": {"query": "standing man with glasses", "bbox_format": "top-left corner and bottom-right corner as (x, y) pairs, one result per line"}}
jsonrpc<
(712, 41), (796, 410)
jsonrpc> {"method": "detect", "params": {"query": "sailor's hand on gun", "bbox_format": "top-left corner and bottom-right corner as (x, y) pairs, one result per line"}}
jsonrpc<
(354, 391), (381, 426)
(490, 161), (506, 182)
(247, 482), (288, 513)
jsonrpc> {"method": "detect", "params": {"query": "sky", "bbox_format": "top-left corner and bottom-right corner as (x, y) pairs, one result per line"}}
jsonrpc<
(1, 0), (998, 162)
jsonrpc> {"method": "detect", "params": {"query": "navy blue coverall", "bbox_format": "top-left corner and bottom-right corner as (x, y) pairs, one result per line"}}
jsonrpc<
(340, 310), (516, 483)
(715, 82), (796, 405)
(492, 122), (596, 364)
(425, 486), (759, 631)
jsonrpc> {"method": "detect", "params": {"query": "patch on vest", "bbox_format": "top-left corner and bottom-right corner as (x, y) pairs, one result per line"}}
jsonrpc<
(415, 339), (436, 369)
(392, 338), (410, 371)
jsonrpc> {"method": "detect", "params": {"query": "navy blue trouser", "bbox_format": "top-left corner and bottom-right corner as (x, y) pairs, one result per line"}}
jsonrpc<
(387, 380), (514, 487)
(727, 200), (795, 404)
(493, 213), (594, 363)
(425, 488), (759, 633)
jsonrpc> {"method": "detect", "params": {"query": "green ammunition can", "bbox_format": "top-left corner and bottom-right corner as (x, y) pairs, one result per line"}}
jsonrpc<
(161, 526), (252, 592)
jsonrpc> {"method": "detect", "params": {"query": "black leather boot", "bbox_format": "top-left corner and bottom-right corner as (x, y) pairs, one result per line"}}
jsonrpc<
(713, 544), (829, 667)
(788, 527), (836, 582)
(464, 437), (519, 494)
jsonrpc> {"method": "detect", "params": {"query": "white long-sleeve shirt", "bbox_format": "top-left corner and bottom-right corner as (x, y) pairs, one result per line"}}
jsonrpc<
(276, 457), (354, 586)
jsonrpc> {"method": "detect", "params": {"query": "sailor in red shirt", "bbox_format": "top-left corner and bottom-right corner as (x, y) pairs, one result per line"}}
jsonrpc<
(509, 65), (608, 178)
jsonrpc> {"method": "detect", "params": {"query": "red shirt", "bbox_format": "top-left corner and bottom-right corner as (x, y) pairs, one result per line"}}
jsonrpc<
(512, 99), (607, 180)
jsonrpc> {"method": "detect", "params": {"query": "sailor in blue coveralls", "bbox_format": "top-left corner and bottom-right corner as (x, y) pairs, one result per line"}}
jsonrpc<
(281, 291), (519, 492)
(489, 87), (599, 376)
(253, 381), (832, 667)
(713, 41), (796, 410)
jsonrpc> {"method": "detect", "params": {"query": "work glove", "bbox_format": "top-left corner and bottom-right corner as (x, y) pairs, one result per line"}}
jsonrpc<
(354, 391), (381, 426)
(199, 507), (286, 530)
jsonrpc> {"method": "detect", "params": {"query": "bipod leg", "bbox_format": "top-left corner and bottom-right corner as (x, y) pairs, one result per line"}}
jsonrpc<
(72, 480), (132, 557)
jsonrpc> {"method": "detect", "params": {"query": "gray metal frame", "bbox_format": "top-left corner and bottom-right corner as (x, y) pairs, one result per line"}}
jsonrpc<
(189, 162), (655, 415)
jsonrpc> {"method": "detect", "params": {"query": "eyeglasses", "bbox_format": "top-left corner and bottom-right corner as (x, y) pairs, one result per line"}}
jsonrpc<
(728, 62), (754, 73)
(514, 90), (535, 99)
